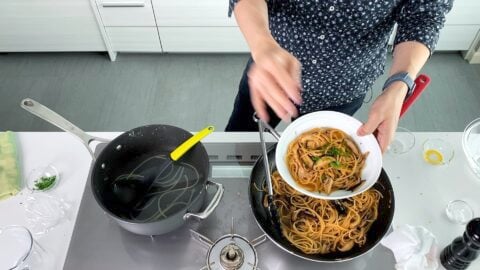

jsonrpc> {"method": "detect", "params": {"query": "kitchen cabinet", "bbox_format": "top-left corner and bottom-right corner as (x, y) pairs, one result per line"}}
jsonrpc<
(387, 0), (480, 52)
(436, 26), (480, 51)
(148, 0), (480, 54)
(94, 0), (162, 53)
(152, 0), (236, 27)
(0, 0), (478, 58)
(432, 0), (480, 52)
(105, 27), (161, 52)
(96, 0), (156, 27)
(151, 0), (244, 52)
(444, 0), (480, 25)
(0, 0), (105, 51)
(158, 27), (248, 52)
(95, 0), (243, 53)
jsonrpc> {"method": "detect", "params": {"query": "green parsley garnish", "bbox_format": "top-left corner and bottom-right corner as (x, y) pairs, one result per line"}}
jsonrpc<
(327, 146), (343, 157)
(318, 143), (331, 151)
(34, 176), (56, 191)
(330, 161), (342, 168)
(311, 156), (320, 162)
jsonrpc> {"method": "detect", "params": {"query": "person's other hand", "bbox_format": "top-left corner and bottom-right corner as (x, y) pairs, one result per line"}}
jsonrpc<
(249, 42), (303, 123)
(357, 82), (408, 153)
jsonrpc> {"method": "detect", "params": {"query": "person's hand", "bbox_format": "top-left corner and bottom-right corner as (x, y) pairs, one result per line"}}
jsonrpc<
(249, 42), (303, 123)
(357, 81), (408, 153)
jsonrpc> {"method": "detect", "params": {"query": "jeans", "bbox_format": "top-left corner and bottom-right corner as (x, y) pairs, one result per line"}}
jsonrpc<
(225, 58), (365, 132)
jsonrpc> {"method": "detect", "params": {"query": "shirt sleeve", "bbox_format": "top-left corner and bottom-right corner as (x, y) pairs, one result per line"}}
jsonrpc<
(228, 0), (240, 17)
(394, 0), (454, 53)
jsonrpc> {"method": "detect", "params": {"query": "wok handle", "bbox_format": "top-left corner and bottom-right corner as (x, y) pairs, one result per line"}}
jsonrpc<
(183, 181), (224, 220)
(20, 98), (109, 158)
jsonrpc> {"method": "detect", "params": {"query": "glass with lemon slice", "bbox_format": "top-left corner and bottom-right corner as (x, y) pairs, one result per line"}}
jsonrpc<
(423, 139), (454, 165)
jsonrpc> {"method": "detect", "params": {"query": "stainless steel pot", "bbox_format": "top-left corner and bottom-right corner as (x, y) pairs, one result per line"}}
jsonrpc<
(21, 98), (224, 235)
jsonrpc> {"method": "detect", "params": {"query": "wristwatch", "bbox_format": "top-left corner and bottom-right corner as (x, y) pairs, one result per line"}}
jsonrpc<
(382, 72), (416, 99)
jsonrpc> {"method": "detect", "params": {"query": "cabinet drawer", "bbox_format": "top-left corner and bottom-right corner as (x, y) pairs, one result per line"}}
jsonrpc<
(436, 26), (479, 51)
(152, 0), (236, 26)
(96, 0), (156, 26)
(158, 27), (248, 52)
(106, 27), (161, 51)
(445, 0), (480, 25)
(0, 0), (105, 51)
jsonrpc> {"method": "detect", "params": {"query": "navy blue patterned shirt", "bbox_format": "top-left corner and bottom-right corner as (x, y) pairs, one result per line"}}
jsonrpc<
(229, 0), (453, 113)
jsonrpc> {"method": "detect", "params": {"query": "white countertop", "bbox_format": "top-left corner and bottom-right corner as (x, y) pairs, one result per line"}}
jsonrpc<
(1, 132), (479, 269)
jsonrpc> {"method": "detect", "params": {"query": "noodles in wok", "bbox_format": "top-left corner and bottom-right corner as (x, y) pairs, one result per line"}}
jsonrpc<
(266, 171), (381, 254)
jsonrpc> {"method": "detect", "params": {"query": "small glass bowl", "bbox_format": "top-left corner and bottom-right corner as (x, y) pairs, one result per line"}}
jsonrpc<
(0, 225), (48, 269)
(462, 118), (480, 179)
(0, 225), (33, 270)
(445, 200), (474, 225)
(423, 139), (454, 165)
(388, 126), (416, 155)
(26, 165), (60, 192)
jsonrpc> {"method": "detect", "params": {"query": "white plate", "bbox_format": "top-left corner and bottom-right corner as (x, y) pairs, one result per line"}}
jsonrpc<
(275, 111), (382, 200)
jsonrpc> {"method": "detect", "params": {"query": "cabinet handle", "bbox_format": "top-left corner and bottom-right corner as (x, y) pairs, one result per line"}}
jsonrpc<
(101, 1), (145, 7)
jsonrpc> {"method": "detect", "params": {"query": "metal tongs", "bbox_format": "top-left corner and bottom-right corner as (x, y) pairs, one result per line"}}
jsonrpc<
(253, 114), (283, 235)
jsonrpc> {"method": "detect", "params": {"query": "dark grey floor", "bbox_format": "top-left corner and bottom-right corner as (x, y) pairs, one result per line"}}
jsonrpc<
(0, 52), (479, 132)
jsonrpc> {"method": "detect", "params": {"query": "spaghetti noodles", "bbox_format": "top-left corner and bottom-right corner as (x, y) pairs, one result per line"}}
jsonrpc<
(286, 128), (367, 194)
(112, 155), (201, 222)
(267, 171), (381, 254)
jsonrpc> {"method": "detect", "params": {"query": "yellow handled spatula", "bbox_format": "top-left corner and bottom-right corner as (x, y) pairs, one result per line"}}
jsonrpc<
(170, 126), (214, 161)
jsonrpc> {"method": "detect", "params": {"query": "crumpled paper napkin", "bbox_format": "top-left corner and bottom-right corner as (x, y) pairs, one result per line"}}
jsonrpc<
(381, 224), (439, 270)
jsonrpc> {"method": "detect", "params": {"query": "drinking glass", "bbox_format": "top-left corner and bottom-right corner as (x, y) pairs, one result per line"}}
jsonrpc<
(423, 138), (454, 165)
(0, 225), (47, 269)
(445, 200), (474, 225)
(388, 127), (415, 155)
(462, 118), (480, 179)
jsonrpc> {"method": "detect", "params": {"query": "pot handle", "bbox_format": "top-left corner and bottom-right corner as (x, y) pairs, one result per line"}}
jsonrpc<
(183, 181), (224, 220)
(20, 98), (109, 158)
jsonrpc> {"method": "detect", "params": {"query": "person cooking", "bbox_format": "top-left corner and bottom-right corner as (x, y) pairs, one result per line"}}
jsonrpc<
(225, 0), (453, 152)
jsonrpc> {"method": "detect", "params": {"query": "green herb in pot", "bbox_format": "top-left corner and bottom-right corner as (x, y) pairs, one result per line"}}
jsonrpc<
(34, 175), (56, 191)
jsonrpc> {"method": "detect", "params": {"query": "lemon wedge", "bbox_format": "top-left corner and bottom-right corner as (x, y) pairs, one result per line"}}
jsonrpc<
(424, 149), (444, 165)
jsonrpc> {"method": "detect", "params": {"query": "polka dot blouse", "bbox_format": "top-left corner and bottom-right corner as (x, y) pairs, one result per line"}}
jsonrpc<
(229, 0), (453, 113)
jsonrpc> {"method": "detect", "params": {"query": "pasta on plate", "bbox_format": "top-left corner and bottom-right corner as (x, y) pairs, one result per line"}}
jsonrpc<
(286, 128), (368, 194)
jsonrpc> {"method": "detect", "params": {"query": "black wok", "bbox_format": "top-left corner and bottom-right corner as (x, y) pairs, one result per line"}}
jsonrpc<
(21, 98), (224, 235)
(249, 145), (395, 262)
